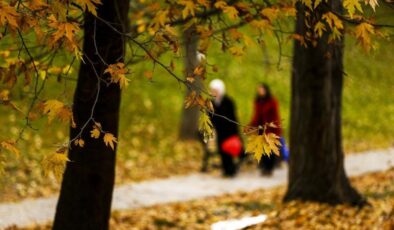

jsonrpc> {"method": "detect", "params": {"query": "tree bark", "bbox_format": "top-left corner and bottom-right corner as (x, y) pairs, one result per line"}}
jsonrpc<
(284, 1), (365, 205)
(179, 25), (203, 140)
(53, 1), (129, 229)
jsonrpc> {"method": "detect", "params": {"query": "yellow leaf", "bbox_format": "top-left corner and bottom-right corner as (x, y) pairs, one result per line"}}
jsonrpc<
(197, 0), (210, 8)
(0, 140), (20, 157)
(314, 21), (326, 37)
(322, 12), (344, 30)
(43, 100), (65, 123)
(0, 90), (10, 101)
(74, 138), (85, 147)
(354, 22), (375, 51)
(223, 6), (239, 20)
(229, 46), (244, 56)
(144, 70), (153, 80)
(47, 15), (80, 52)
(301, 0), (313, 9)
(214, 1), (227, 9)
(0, 2), (19, 29)
(314, 0), (322, 8)
(105, 63), (130, 89)
(343, 0), (363, 18)
(90, 127), (101, 139)
(184, 91), (197, 108)
(103, 133), (117, 150)
(261, 8), (278, 22)
(73, 0), (102, 16)
(151, 10), (169, 29)
(193, 66), (204, 76)
(198, 111), (213, 143)
(245, 132), (281, 162)
(42, 152), (69, 182)
(365, 0), (378, 11)
(250, 19), (273, 33)
(179, 0), (196, 19)
(57, 106), (72, 123)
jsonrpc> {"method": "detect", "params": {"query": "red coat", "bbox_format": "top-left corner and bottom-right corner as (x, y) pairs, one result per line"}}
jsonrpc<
(249, 97), (282, 136)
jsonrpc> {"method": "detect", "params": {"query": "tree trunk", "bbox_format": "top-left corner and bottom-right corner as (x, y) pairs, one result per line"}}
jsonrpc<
(284, 1), (365, 205)
(179, 25), (203, 140)
(53, 1), (129, 229)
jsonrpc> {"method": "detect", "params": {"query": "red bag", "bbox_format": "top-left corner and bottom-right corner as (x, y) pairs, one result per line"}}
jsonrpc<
(221, 135), (242, 157)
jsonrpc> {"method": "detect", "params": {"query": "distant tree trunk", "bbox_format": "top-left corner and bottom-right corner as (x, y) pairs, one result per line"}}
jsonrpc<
(284, 1), (365, 205)
(53, 1), (129, 229)
(179, 25), (203, 140)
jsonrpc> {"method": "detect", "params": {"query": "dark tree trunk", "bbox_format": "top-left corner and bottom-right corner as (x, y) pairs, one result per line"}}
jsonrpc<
(284, 1), (365, 205)
(53, 1), (129, 229)
(179, 25), (203, 140)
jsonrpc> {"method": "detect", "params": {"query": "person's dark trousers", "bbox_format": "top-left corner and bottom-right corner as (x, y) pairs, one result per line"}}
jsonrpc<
(219, 150), (237, 176)
(259, 154), (277, 173)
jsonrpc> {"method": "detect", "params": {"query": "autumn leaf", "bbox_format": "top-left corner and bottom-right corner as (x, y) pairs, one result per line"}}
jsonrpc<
(103, 133), (117, 150)
(179, 0), (196, 19)
(28, 0), (48, 11)
(43, 100), (65, 123)
(73, 0), (102, 16)
(151, 10), (169, 31)
(229, 46), (244, 56)
(355, 22), (375, 51)
(198, 111), (213, 143)
(184, 91), (198, 108)
(365, 0), (378, 11)
(214, 1), (228, 9)
(0, 2), (19, 29)
(193, 66), (204, 76)
(343, 0), (363, 18)
(314, 21), (326, 37)
(0, 140), (20, 157)
(42, 152), (69, 182)
(0, 90), (10, 101)
(74, 138), (85, 147)
(197, 0), (210, 8)
(245, 132), (281, 162)
(57, 106), (72, 123)
(250, 19), (273, 33)
(322, 12), (344, 31)
(223, 6), (239, 20)
(47, 15), (80, 52)
(314, 0), (323, 8)
(301, 0), (313, 9)
(104, 62), (130, 89)
(90, 127), (101, 139)
(261, 8), (278, 22)
(144, 70), (153, 80)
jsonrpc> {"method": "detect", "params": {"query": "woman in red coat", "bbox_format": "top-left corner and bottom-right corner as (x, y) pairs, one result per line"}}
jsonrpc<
(249, 83), (282, 175)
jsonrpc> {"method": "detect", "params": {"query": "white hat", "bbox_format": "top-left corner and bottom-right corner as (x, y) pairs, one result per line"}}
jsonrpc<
(209, 79), (226, 96)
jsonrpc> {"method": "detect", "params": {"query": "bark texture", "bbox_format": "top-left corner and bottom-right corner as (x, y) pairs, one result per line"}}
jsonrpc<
(53, 1), (129, 229)
(284, 1), (364, 205)
(179, 25), (203, 140)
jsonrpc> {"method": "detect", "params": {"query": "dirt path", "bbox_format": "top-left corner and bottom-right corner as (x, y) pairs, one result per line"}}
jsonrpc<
(0, 148), (393, 229)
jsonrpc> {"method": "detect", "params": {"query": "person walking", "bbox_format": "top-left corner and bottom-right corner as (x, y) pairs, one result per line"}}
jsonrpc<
(209, 79), (244, 177)
(248, 83), (287, 175)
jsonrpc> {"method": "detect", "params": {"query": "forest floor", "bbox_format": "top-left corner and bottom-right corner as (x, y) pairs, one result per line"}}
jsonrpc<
(1, 147), (393, 229)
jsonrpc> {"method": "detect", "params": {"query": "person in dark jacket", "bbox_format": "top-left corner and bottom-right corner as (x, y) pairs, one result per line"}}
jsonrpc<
(209, 79), (244, 177)
(249, 83), (284, 175)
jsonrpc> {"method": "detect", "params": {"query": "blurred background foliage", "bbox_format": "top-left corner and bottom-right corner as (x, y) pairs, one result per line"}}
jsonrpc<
(0, 6), (393, 202)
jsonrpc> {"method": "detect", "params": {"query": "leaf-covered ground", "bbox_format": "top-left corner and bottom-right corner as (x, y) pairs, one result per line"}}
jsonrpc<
(14, 168), (394, 230)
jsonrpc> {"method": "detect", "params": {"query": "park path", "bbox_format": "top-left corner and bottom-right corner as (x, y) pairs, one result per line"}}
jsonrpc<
(0, 148), (393, 229)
